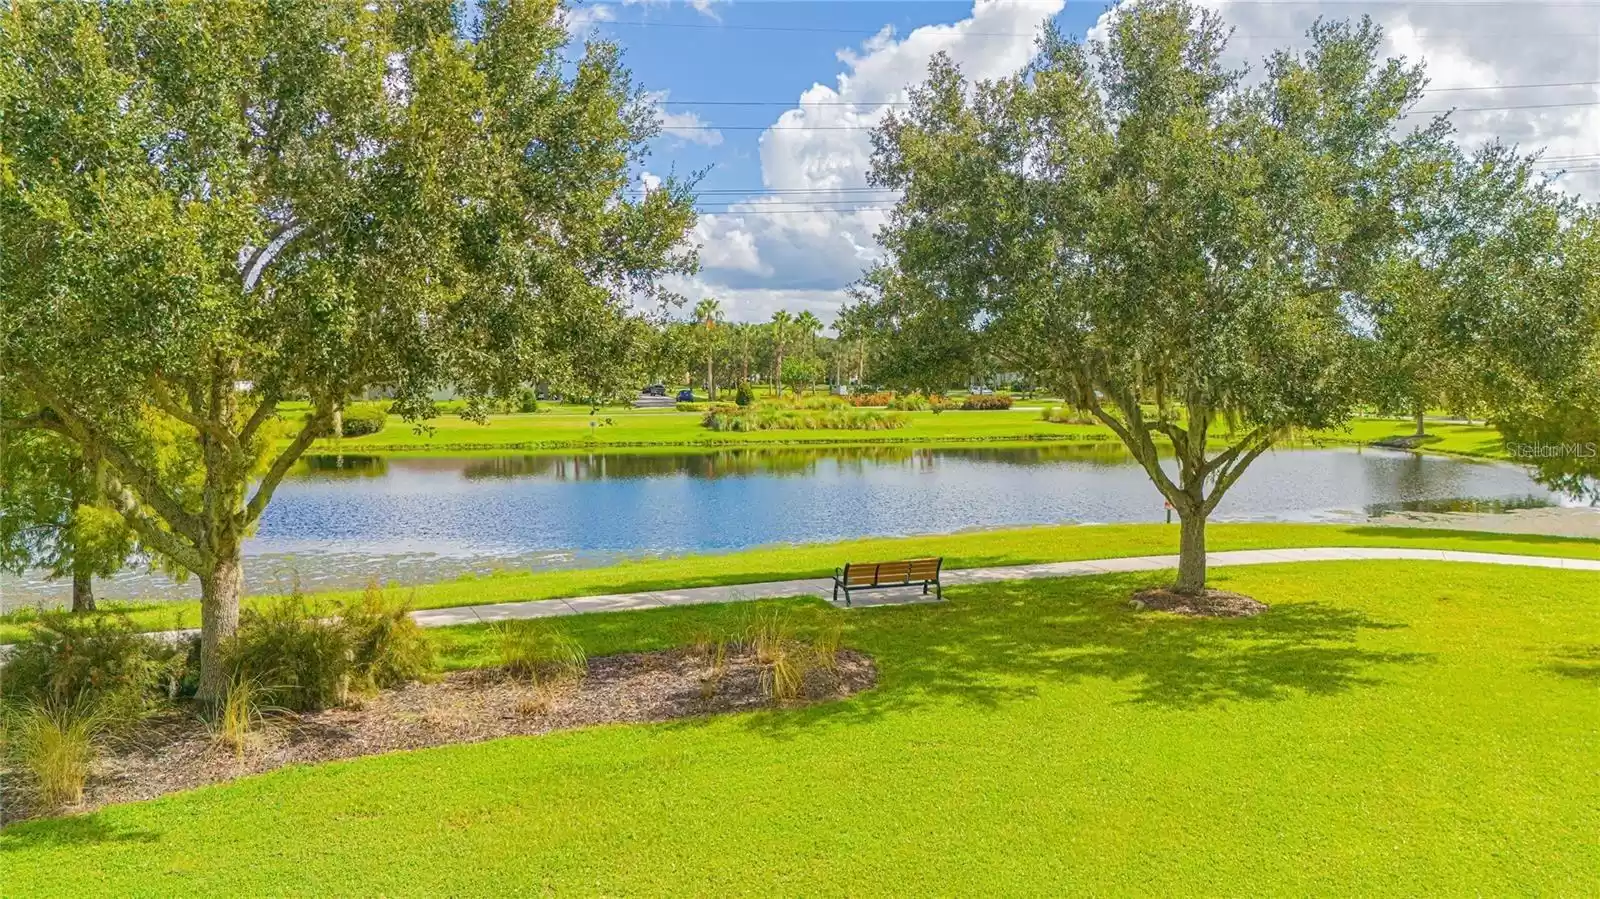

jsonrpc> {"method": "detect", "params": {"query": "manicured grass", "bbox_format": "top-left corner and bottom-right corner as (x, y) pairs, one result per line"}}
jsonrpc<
(295, 404), (1507, 459)
(5, 559), (1597, 895)
(8, 522), (1599, 643)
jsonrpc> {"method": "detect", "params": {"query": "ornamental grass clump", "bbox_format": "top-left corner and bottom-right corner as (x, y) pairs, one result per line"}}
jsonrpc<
(341, 581), (437, 691)
(225, 592), (352, 713)
(497, 621), (588, 685)
(2, 696), (115, 812)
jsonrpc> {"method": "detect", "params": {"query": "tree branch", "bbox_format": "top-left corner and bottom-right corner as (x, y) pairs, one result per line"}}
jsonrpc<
(243, 403), (330, 526)
(98, 466), (207, 574)
(1080, 371), (1185, 506)
(17, 372), (208, 543)
(1203, 430), (1281, 516)
(148, 378), (242, 455)
(238, 390), (281, 447)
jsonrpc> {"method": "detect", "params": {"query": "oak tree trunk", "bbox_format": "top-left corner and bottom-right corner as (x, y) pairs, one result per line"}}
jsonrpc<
(1414, 406), (1426, 438)
(197, 540), (244, 704)
(70, 559), (96, 612)
(1176, 510), (1207, 593)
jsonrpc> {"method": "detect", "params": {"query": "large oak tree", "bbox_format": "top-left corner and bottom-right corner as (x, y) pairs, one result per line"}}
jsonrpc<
(854, 1), (1455, 593)
(0, 0), (697, 698)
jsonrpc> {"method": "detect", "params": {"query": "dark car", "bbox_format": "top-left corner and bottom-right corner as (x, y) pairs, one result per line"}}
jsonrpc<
(676, 389), (696, 402)
(643, 383), (667, 397)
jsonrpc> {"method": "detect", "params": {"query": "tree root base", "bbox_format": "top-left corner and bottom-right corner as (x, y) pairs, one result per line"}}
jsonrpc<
(1129, 587), (1268, 618)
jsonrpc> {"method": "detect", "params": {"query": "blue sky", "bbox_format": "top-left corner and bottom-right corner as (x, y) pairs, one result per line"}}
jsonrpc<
(550, 1), (1600, 324)
(594, 2), (1103, 194)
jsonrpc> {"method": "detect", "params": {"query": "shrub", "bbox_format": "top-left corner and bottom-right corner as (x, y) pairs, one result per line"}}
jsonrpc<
(226, 593), (352, 712)
(734, 383), (754, 406)
(3, 696), (113, 811)
(497, 621), (587, 684)
(848, 391), (895, 407)
(1041, 405), (1097, 425)
(3, 611), (186, 716)
(887, 392), (932, 411)
(677, 402), (738, 414)
(961, 394), (1013, 410)
(339, 403), (388, 437)
(701, 407), (907, 432)
(341, 581), (437, 691)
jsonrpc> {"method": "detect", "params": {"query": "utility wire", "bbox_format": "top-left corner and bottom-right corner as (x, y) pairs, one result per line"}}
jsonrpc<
(662, 80), (1600, 107)
(654, 99), (1600, 131)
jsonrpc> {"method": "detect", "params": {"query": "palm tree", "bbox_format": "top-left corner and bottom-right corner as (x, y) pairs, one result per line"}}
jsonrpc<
(769, 310), (792, 398)
(693, 298), (722, 400)
(793, 311), (823, 393)
(734, 323), (753, 383)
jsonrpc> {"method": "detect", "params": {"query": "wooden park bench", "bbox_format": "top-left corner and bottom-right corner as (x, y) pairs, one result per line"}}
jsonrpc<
(832, 558), (944, 607)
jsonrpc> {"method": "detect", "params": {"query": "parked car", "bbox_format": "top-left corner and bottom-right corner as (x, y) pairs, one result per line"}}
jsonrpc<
(676, 389), (696, 402)
(643, 383), (667, 397)
(969, 386), (994, 396)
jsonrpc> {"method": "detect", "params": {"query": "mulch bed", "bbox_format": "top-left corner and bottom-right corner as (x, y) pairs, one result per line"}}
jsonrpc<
(5, 647), (875, 824)
(1129, 587), (1269, 618)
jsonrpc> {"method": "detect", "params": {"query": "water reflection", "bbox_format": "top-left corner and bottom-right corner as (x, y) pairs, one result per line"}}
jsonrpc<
(6, 444), (1572, 606)
(442, 442), (1135, 481)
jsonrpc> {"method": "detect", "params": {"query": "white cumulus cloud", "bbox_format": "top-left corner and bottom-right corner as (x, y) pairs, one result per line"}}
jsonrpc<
(692, 0), (1066, 322)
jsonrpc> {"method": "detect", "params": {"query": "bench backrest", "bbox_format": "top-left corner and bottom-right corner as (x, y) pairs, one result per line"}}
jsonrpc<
(843, 558), (942, 587)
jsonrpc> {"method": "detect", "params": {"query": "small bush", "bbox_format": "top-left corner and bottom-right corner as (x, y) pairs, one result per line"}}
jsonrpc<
(848, 391), (895, 407)
(960, 394), (1013, 410)
(339, 403), (388, 437)
(1041, 405), (1098, 425)
(497, 621), (587, 684)
(677, 402), (738, 414)
(226, 593), (352, 712)
(735, 383), (754, 407)
(3, 696), (112, 811)
(3, 611), (186, 716)
(341, 581), (437, 691)
(701, 407), (907, 432)
(889, 388), (934, 409)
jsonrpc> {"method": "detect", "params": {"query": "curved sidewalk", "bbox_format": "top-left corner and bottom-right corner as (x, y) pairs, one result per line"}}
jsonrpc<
(412, 546), (1600, 626)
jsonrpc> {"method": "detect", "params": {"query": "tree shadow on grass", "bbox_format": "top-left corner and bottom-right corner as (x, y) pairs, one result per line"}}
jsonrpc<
(734, 572), (1429, 739)
(1541, 644), (1600, 684)
(0, 814), (160, 852)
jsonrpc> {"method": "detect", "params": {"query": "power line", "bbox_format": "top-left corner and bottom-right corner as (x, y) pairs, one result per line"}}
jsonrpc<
(653, 98), (1600, 131)
(664, 80), (1600, 107)
(594, 16), (1600, 41)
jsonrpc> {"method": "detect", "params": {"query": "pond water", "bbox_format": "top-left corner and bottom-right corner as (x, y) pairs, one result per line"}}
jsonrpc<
(1, 444), (1576, 605)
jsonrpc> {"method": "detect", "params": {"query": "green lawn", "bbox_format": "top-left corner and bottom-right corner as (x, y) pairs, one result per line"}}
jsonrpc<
(10, 522), (1600, 643)
(297, 405), (1508, 459)
(5, 558), (1597, 895)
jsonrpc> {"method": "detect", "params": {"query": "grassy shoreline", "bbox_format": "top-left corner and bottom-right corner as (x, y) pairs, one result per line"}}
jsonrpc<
(7, 521), (1596, 644)
(296, 408), (1512, 460)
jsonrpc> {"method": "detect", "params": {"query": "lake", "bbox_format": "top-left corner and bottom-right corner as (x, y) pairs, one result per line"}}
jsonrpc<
(0, 443), (1574, 605)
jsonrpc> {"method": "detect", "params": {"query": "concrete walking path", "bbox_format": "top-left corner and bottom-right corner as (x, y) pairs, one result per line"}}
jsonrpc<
(11, 547), (1593, 651)
(409, 546), (1600, 627)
